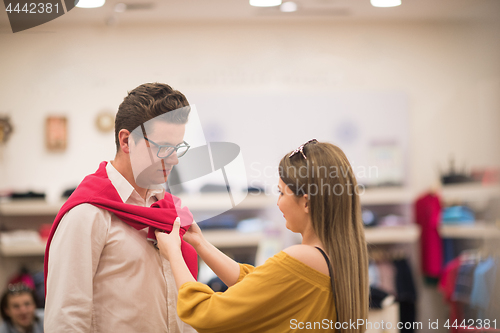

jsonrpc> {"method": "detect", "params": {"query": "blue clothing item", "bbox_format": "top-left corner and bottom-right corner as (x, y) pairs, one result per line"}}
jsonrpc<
(452, 261), (477, 303)
(442, 239), (456, 266)
(368, 262), (380, 287)
(469, 257), (497, 320)
(441, 206), (475, 224)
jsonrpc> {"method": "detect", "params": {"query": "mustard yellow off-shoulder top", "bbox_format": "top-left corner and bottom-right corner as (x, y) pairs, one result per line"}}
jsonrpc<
(177, 251), (336, 333)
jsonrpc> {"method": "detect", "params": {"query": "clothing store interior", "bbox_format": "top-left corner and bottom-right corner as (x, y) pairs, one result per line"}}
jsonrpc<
(0, 0), (499, 332)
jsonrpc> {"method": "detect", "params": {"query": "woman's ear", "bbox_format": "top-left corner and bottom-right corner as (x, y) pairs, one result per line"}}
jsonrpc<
(118, 129), (131, 154)
(302, 194), (310, 214)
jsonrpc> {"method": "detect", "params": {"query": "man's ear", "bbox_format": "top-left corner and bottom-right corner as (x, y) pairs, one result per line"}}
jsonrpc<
(118, 129), (131, 154)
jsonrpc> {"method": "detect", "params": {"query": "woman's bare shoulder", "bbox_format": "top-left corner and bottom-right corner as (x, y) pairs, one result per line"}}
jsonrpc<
(283, 245), (330, 276)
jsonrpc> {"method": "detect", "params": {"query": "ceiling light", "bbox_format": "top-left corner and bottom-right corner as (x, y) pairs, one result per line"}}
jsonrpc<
(370, 0), (401, 8)
(75, 0), (105, 8)
(280, 1), (297, 12)
(114, 3), (127, 12)
(250, 0), (282, 7)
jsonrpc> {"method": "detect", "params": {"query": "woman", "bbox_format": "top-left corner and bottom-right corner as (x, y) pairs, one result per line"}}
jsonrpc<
(0, 283), (43, 333)
(156, 140), (369, 332)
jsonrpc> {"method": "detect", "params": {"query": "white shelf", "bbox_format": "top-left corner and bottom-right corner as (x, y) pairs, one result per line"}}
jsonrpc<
(0, 242), (46, 257)
(0, 189), (419, 216)
(441, 183), (500, 203)
(439, 222), (500, 239)
(0, 230), (264, 257)
(0, 225), (420, 257)
(0, 194), (275, 217)
(0, 199), (64, 216)
(359, 188), (413, 205)
(203, 229), (263, 248)
(364, 225), (420, 244)
(176, 193), (275, 211)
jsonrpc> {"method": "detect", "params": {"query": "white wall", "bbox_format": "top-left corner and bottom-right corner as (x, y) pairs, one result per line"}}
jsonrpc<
(0, 20), (499, 199)
(1, 17), (499, 329)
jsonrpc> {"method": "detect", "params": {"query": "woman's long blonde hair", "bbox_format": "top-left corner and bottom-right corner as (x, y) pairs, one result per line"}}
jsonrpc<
(279, 141), (369, 333)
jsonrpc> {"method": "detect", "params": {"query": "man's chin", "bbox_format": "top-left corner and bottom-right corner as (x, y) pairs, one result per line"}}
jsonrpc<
(135, 176), (168, 188)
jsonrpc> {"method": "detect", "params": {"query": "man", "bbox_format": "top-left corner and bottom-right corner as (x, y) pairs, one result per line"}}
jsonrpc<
(44, 83), (198, 332)
(1, 283), (43, 333)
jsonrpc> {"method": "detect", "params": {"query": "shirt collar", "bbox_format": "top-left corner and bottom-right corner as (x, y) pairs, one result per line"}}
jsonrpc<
(106, 161), (165, 204)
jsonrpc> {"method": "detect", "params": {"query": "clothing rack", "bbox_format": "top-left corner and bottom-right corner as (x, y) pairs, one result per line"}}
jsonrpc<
(439, 247), (500, 333)
(368, 246), (418, 333)
(369, 246), (409, 262)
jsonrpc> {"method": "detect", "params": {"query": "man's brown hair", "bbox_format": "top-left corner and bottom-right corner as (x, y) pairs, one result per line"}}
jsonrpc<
(114, 83), (190, 151)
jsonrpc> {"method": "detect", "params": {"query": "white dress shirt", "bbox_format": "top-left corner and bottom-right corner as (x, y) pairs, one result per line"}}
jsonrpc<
(45, 162), (196, 333)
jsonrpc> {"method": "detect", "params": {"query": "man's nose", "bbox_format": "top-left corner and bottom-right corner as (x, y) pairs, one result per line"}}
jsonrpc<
(165, 151), (179, 165)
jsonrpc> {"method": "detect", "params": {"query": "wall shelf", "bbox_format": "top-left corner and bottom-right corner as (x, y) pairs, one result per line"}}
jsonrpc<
(176, 193), (275, 211)
(438, 222), (500, 239)
(359, 187), (413, 205)
(0, 225), (422, 257)
(441, 183), (500, 203)
(0, 230), (265, 257)
(364, 225), (420, 244)
(0, 242), (46, 257)
(0, 189), (418, 216)
(0, 199), (64, 216)
(0, 194), (275, 217)
(203, 229), (263, 248)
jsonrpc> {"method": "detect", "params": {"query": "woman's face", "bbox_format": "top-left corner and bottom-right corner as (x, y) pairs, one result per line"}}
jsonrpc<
(277, 178), (309, 233)
(5, 293), (36, 328)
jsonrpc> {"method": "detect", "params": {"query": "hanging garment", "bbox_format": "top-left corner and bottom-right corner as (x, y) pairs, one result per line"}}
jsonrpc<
(470, 257), (498, 320)
(415, 193), (443, 280)
(394, 258), (417, 333)
(368, 262), (381, 287)
(439, 257), (462, 333)
(377, 260), (397, 296)
(452, 260), (477, 304)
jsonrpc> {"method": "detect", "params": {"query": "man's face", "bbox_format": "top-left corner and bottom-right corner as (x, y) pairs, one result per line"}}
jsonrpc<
(5, 293), (36, 329)
(130, 121), (186, 188)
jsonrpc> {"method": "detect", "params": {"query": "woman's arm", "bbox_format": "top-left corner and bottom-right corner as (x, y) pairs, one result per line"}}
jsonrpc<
(156, 219), (242, 288)
(190, 229), (241, 287)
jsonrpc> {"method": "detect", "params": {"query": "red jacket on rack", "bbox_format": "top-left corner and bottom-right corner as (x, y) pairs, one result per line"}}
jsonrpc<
(415, 192), (443, 279)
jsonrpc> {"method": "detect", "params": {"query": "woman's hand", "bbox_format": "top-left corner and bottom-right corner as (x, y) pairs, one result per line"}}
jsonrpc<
(155, 217), (182, 261)
(183, 221), (205, 250)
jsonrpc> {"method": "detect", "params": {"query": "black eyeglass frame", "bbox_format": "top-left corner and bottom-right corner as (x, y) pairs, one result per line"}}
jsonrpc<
(143, 137), (190, 159)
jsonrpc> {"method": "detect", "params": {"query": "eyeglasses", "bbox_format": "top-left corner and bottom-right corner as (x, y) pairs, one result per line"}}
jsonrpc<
(289, 138), (318, 160)
(143, 137), (190, 159)
(7, 283), (32, 294)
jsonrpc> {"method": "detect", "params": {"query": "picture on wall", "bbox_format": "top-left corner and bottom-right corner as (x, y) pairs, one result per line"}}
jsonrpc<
(46, 116), (67, 151)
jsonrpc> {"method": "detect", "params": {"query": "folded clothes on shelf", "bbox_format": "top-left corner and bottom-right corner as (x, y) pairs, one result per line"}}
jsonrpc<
(442, 206), (475, 224)
(10, 191), (46, 200)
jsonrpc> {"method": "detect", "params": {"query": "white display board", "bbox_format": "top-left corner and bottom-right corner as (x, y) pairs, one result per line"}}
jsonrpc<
(186, 91), (409, 193)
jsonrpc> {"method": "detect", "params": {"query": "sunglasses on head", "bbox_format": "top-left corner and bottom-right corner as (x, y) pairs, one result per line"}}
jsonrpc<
(289, 138), (318, 160)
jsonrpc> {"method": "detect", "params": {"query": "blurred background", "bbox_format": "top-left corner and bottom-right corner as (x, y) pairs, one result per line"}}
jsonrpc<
(0, 0), (499, 331)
